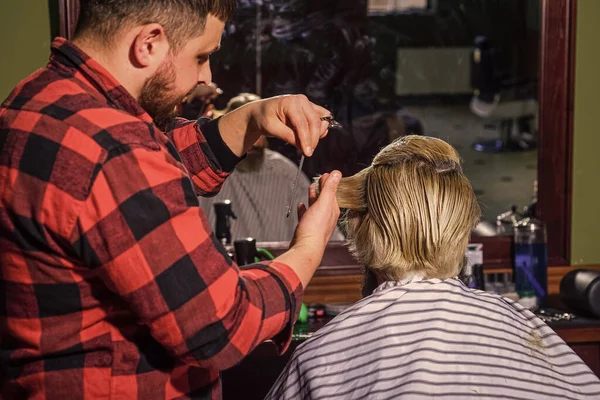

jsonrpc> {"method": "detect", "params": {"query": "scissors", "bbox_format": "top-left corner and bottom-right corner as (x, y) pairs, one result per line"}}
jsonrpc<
(285, 115), (343, 218)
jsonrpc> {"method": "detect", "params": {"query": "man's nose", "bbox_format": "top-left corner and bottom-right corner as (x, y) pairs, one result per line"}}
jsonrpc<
(198, 62), (212, 86)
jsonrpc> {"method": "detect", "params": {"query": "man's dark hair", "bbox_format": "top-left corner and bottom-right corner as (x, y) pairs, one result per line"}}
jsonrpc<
(74, 0), (236, 51)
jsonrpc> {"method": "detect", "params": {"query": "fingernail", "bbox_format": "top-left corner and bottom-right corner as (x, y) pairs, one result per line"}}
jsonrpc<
(305, 146), (313, 156)
(331, 172), (341, 182)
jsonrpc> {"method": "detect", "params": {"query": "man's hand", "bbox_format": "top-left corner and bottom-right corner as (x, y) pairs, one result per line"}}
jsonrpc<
(218, 94), (331, 157)
(186, 82), (222, 103)
(293, 172), (341, 250)
(181, 83), (222, 119)
(275, 171), (341, 288)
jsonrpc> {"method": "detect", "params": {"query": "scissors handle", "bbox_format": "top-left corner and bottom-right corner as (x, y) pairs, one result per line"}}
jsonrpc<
(321, 115), (343, 129)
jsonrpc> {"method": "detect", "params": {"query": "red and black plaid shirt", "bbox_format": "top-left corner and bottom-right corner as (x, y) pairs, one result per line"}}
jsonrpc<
(0, 38), (302, 400)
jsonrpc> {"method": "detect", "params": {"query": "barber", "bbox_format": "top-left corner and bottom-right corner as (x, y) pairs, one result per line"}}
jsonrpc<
(0, 1), (340, 399)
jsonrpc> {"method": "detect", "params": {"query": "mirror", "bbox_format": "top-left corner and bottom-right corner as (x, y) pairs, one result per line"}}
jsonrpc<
(58, 0), (574, 265)
(210, 0), (541, 224)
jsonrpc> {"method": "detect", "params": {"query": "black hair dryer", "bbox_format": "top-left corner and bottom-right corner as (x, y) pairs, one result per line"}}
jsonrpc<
(560, 269), (600, 319)
(214, 200), (236, 246)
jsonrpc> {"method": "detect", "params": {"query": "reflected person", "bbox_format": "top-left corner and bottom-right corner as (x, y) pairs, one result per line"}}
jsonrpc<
(0, 1), (342, 399)
(198, 93), (345, 242)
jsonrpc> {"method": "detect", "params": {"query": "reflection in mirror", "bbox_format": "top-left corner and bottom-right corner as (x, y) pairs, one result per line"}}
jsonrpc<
(207, 0), (540, 237)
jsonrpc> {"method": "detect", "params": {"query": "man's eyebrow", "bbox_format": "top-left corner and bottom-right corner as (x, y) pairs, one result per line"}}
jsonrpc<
(206, 44), (221, 54)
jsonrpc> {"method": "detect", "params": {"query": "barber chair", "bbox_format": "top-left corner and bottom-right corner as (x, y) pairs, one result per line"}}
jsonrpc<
(470, 36), (538, 152)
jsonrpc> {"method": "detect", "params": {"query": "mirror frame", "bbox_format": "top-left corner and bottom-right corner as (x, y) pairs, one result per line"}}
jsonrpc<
(477, 0), (577, 269)
(57, 0), (577, 268)
(537, 0), (576, 267)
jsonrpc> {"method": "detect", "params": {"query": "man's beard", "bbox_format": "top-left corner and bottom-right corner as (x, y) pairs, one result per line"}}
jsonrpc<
(139, 59), (186, 130)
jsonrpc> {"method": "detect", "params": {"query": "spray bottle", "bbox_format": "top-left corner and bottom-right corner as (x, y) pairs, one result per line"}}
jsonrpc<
(214, 200), (236, 246)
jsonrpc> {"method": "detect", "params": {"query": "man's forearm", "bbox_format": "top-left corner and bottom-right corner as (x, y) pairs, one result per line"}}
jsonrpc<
(275, 244), (324, 289)
(217, 102), (261, 157)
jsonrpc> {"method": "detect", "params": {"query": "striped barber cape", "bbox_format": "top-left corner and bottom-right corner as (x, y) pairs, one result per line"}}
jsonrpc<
(267, 277), (600, 399)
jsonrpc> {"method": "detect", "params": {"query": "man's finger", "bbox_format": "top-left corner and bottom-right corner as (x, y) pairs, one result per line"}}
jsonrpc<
(317, 171), (341, 202)
(317, 173), (329, 195)
(303, 103), (323, 152)
(311, 103), (330, 116)
(287, 105), (312, 156)
(310, 103), (334, 138)
(308, 179), (321, 207)
(297, 203), (307, 220)
(265, 119), (296, 145)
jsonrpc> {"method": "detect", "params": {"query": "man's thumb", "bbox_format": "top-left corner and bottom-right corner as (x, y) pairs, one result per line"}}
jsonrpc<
(320, 171), (342, 198)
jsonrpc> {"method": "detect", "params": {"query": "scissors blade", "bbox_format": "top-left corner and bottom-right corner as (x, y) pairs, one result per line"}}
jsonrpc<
(286, 155), (305, 218)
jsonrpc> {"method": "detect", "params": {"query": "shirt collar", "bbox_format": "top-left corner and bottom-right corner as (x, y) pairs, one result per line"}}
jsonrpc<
(49, 37), (153, 124)
(373, 276), (463, 294)
(373, 276), (425, 293)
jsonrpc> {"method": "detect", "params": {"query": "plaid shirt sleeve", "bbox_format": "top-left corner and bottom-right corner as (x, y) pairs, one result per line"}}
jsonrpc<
(74, 123), (303, 371)
(166, 117), (242, 197)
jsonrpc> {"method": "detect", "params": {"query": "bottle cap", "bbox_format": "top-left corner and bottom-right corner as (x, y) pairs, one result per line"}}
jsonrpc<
(518, 295), (538, 310)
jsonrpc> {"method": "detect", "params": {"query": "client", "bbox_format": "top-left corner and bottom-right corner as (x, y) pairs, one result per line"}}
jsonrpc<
(267, 135), (600, 399)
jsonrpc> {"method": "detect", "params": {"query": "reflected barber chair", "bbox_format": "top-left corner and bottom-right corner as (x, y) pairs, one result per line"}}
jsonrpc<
(470, 36), (538, 152)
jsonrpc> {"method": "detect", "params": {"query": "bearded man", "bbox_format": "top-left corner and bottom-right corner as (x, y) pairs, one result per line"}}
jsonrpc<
(0, 1), (342, 399)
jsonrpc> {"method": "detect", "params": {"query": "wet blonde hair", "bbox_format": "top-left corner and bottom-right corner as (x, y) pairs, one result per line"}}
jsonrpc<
(332, 135), (481, 281)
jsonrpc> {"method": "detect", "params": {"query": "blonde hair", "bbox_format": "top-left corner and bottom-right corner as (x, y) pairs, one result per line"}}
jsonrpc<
(331, 135), (481, 281)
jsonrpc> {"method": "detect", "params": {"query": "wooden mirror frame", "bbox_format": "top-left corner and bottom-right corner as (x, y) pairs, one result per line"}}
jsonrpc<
(57, 0), (577, 268)
(477, 0), (577, 269)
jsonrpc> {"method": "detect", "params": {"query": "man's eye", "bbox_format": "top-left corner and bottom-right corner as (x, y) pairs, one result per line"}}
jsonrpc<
(197, 56), (209, 64)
